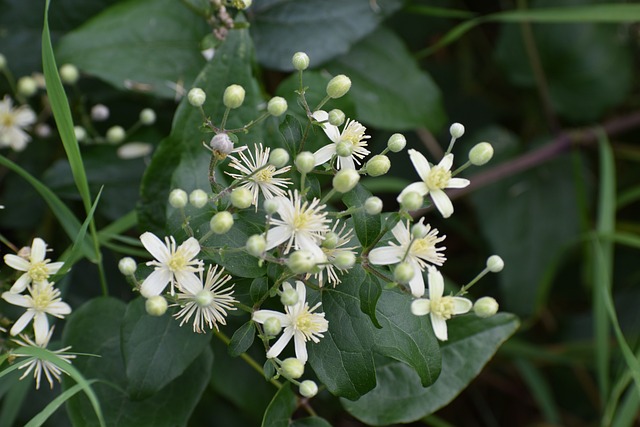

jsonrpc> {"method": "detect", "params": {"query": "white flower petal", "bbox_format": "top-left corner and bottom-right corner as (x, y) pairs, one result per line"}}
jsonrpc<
(33, 313), (50, 345)
(430, 189), (454, 218)
(10, 274), (31, 293)
(313, 110), (340, 142)
(30, 238), (47, 262)
(140, 232), (171, 263)
(439, 153), (454, 171)
(47, 301), (72, 316)
(447, 177), (470, 189)
(337, 155), (355, 170)
(175, 271), (202, 295)
(45, 262), (65, 275)
(10, 311), (35, 336)
(140, 269), (171, 297)
(266, 328), (294, 359)
(411, 298), (431, 316)
(408, 149), (431, 182)
(4, 254), (30, 271)
(295, 281), (307, 305)
(294, 331), (309, 362)
(368, 246), (404, 265)
(397, 181), (429, 203)
(252, 310), (288, 324)
(408, 262), (426, 298)
(2, 291), (30, 307)
(178, 237), (201, 260)
(427, 267), (444, 299)
(452, 297), (473, 314)
(313, 144), (336, 167)
(265, 226), (291, 251)
(390, 221), (409, 244)
(430, 313), (448, 341)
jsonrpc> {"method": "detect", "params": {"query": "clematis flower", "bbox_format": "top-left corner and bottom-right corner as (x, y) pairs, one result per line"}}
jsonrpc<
(313, 221), (357, 287)
(312, 110), (370, 170)
(369, 219), (445, 297)
(252, 281), (328, 362)
(139, 232), (203, 297)
(411, 266), (472, 341)
(397, 149), (470, 218)
(0, 95), (36, 151)
(4, 237), (64, 294)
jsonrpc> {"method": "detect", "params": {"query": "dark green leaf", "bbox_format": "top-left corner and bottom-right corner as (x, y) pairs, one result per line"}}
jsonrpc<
(343, 184), (381, 248)
(264, 360), (276, 381)
(279, 115), (303, 154)
(228, 321), (256, 357)
(261, 384), (296, 427)
(251, 277), (270, 304)
(291, 417), (333, 427)
(359, 273), (382, 328)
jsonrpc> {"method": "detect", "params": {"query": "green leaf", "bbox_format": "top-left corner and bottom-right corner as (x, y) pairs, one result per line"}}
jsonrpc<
(25, 380), (98, 427)
(342, 313), (519, 425)
(342, 184), (381, 248)
(359, 273), (382, 328)
(326, 26), (445, 131)
(250, 0), (403, 70)
(291, 417), (333, 427)
(279, 115), (303, 154)
(250, 276), (270, 304)
(228, 321), (256, 357)
(261, 384), (296, 427)
(55, 0), (208, 98)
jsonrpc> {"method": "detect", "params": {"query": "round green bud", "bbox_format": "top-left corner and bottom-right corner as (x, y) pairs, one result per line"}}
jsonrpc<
(267, 96), (288, 117)
(194, 290), (215, 307)
(469, 142), (494, 166)
(410, 298), (430, 316)
(106, 126), (126, 144)
(145, 296), (168, 317)
(246, 234), (266, 257)
(387, 133), (406, 153)
(295, 151), (315, 174)
(17, 76), (37, 97)
(59, 63), (80, 84)
(187, 87), (206, 107)
(299, 380), (318, 398)
(332, 169), (360, 193)
(449, 122), (465, 139)
(118, 257), (137, 276)
(263, 199), (279, 215)
(210, 211), (234, 234)
(263, 316), (282, 336)
(189, 189), (209, 208)
(486, 255), (504, 273)
(233, 0), (252, 9)
(230, 187), (253, 209)
(321, 232), (339, 249)
(280, 286), (300, 306)
(139, 108), (156, 125)
(292, 52), (310, 71)
(328, 109), (345, 127)
(74, 126), (87, 142)
(394, 262), (414, 284)
(168, 189), (188, 208)
(364, 196), (383, 215)
(0, 54), (6, 70)
(269, 148), (289, 168)
(287, 250), (316, 274)
(333, 251), (356, 270)
(411, 223), (428, 239)
(366, 155), (391, 177)
(326, 74), (351, 99)
(91, 104), (109, 121)
(281, 357), (305, 379)
(474, 296), (499, 318)
(400, 191), (423, 211)
(223, 84), (245, 109)
(335, 140), (354, 157)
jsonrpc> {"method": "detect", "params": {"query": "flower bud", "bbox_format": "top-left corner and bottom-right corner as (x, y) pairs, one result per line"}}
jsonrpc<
(74, 126), (87, 142)
(17, 76), (37, 97)
(486, 255), (504, 273)
(263, 316), (281, 336)
(0, 54), (6, 70)
(267, 96), (288, 117)
(473, 297), (499, 318)
(169, 189), (188, 208)
(295, 152), (315, 174)
(210, 211), (234, 234)
(139, 108), (156, 125)
(188, 87), (206, 107)
(280, 285), (300, 306)
(287, 250), (316, 274)
(246, 234), (266, 257)
(449, 122), (465, 139)
(387, 133), (406, 153)
(328, 109), (345, 127)
(333, 252), (356, 270)
(299, 380), (318, 398)
(118, 257), (137, 275)
(233, 0), (252, 9)
(230, 187), (253, 209)
(263, 199), (279, 215)
(106, 126), (126, 144)
(411, 224), (428, 239)
(394, 262), (414, 284)
(269, 148), (289, 167)
(326, 74), (351, 99)
(189, 189), (209, 208)
(332, 169), (360, 193)
(117, 142), (153, 159)
(223, 84), (245, 109)
(366, 155), (391, 177)
(91, 104), (110, 121)
(292, 52), (310, 71)
(59, 64), (80, 84)
(321, 232), (338, 249)
(410, 298), (430, 316)
(35, 124), (51, 138)
(469, 142), (494, 166)
(281, 357), (305, 379)
(364, 197), (383, 215)
(145, 295), (168, 316)
(400, 191), (423, 211)
(335, 140), (354, 157)
(209, 133), (234, 156)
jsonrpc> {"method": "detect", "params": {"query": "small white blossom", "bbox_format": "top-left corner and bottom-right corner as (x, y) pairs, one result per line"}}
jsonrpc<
(0, 95), (36, 151)
(312, 110), (370, 170)
(313, 222), (357, 287)
(4, 237), (64, 294)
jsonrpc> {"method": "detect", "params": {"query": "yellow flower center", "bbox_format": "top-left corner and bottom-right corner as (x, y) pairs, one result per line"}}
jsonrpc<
(341, 122), (365, 146)
(28, 262), (50, 282)
(254, 166), (275, 183)
(32, 286), (56, 311)
(0, 112), (15, 128)
(430, 297), (455, 320)
(425, 166), (451, 190)
(167, 253), (187, 272)
(295, 310), (318, 334)
(411, 237), (433, 255)
(292, 212), (312, 231)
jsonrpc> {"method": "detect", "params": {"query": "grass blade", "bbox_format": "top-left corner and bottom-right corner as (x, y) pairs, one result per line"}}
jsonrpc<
(24, 380), (97, 427)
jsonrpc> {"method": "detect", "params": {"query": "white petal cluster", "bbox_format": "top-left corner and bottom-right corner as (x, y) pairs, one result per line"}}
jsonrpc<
(0, 95), (36, 151)
(312, 110), (370, 170)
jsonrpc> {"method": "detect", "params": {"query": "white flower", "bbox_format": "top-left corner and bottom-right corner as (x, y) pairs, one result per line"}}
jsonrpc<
(226, 143), (292, 208)
(174, 265), (237, 333)
(4, 237), (64, 294)
(12, 327), (75, 389)
(252, 281), (328, 362)
(0, 95), (37, 151)
(265, 190), (330, 256)
(139, 232), (203, 297)
(398, 149), (470, 218)
(411, 266), (472, 341)
(2, 282), (71, 345)
(312, 110), (370, 170)
(313, 222), (357, 287)
(369, 219), (446, 297)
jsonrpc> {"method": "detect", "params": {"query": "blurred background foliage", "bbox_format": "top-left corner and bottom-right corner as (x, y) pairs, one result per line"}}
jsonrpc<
(1, 0), (640, 425)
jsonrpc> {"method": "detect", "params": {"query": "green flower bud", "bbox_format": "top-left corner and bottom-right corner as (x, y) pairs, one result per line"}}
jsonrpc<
(106, 126), (126, 144)
(263, 316), (282, 336)
(326, 74), (351, 99)
(188, 88), (206, 107)
(281, 357), (305, 379)
(328, 109), (345, 127)
(233, 0), (252, 10)
(139, 108), (156, 125)
(411, 224), (428, 239)
(449, 122), (465, 139)
(469, 142), (494, 166)
(168, 189), (188, 208)
(366, 155), (391, 177)
(473, 296), (499, 318)
(299, 380), (318, 398)
(267, 96), (288, 116)
(292, 52), (310, 71)
(17, 76), (37, 97)
(74, 126), (87, 142)
(269, 148), (289, 167)
(0, 54), (6, 70)
(387, 133), (406, 153)
(287, 250), (316, 274)
(332, 169), (360, 193)
(246, 234), (267, 257)
(295, 152), (315, 174)
(189, 189), (209, 208)
(230, 187), (253, 209)
(486, 255), (504, 273)
(210, 211), (234, 234)
(321, 232), (339, 249)
(118, 257), (137, 275)
(394, 262), (414, 284)
(145, 295), (168, 316)
(400, 191), (423, 211)
(263, 199), (279, 215)
(281, 286), (300, 306)
(333, 252), (356, 270)
(59, 63), (80, 84)
(223, 84), (245, 109)
(410, 298), (430, 316)
(335, 140), (354, 157)
(364, 196), (383, 215)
